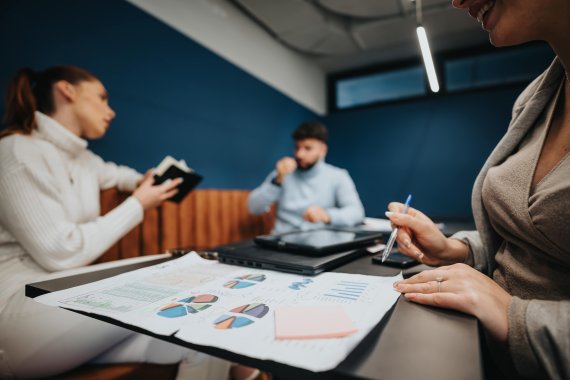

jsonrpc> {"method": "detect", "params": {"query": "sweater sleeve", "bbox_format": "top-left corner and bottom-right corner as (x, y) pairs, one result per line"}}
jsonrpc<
(508, 297), (570, 380)
(247, 171), (282, 215)
(84, 150), (142, 192)
(325, 170), (365, 227)
(0, 163), (143, 272)
(451, 230), (497, 276)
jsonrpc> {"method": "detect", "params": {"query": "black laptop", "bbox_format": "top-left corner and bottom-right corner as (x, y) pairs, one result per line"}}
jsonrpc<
(216, 240), (367, 275)
(253, 227), (384, 256)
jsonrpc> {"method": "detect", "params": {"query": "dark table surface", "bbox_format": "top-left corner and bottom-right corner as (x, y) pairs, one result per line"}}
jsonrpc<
(26, 252), (483, 380)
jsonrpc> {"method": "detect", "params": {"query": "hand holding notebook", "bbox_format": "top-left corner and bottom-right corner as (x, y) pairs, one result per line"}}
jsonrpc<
(153, 156), (203, 203)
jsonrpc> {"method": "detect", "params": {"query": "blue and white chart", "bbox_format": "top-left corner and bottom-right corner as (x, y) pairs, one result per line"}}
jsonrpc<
(36, 253), (401, 372)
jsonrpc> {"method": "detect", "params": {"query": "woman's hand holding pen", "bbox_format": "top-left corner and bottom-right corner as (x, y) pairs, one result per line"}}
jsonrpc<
(386, 202), (512, 342)
(133, 173), (183, 210)
(386, 202), (469, 266)
(393, 264), (512, 343)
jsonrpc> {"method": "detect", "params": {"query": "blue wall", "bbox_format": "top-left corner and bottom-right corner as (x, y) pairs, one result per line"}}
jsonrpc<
(0, 0), (551, 218)
(324, 87), (524, 218)
(0, 0), (315, 189)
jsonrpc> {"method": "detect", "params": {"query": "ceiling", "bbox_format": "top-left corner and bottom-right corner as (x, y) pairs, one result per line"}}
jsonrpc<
(231, 0), (490, 73)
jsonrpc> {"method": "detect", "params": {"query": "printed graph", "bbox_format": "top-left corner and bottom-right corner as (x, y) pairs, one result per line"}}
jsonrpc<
(157, 294), (218, 318)
(289, 278), (314, 290)
(223, 280), (255, 289)
(213, 303), (269, 329)
(323, 280), (369, 301)
(230, 303), (269, 318)
(235, 274), (266, 282)
(214, 315), (254, 329)
(223, 274), (266, 289)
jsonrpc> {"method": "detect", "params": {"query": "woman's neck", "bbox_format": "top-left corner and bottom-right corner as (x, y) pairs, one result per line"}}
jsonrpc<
(48, 109), (82, 137)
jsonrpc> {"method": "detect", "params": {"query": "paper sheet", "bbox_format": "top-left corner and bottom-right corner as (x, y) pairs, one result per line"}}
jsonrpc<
(36, 253), (401, 372)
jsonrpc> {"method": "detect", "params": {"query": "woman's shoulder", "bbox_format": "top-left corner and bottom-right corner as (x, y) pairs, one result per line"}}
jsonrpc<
(0, 133), (54, 172)
(512, 58), (563, 115)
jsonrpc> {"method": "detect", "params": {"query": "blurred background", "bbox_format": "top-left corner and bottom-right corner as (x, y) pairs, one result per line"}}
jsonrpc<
(0, 0), (554, 220)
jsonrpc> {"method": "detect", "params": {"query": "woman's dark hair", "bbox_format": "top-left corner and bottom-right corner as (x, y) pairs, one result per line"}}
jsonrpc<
(292, 122), (328, 144)
(0, 65), (97, 139)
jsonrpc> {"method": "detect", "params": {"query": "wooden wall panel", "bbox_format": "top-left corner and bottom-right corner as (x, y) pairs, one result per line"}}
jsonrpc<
(179, 192), (197, 251)
(142, 208), (160, 255)
(118, 193), (141, 259)
(228, 191), (242, 243)
(194, 191), (209, 250)
(96, 188), (275, 262)
(207, 190), (222, 248)
(219, 191), (232, 245)
(160, 201), (179, 253)
(96, 188), (122, 263)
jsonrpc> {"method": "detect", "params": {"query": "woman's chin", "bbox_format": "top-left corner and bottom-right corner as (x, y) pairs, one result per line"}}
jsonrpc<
(488, 29), (529, 48)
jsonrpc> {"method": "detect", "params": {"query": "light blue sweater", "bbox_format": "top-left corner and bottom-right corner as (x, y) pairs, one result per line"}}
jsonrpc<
(248, 160), (365, 233)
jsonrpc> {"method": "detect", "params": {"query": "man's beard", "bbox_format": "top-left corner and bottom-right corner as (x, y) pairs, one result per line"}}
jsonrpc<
(296, 158), (318, 171)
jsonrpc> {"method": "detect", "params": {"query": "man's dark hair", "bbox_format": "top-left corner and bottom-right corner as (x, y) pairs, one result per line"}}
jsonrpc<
(291, 122), (328, 143)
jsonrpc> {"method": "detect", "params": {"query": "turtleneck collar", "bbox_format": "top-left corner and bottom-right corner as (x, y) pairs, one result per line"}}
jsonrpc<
(296, 158), (325, 178)
(34, 111), (88, 158)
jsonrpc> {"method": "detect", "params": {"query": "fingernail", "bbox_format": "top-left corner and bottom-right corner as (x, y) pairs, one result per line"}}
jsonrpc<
(404, 239), (411, 248)
(385, 211), (395, 218)
(393, 281), (400, 288)
(164, 179), (172, 184)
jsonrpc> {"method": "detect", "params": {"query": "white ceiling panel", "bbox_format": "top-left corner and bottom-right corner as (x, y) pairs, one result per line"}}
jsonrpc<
(232, 0), (491, 72)
(352, 17), (417, 50)
(317, 0), (402, 19)
(237, 0), (325, 34)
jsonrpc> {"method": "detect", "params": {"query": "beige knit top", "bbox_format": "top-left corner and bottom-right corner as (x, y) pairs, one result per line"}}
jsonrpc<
(453, 58), (570, 380)
(483, 82), (570, 301)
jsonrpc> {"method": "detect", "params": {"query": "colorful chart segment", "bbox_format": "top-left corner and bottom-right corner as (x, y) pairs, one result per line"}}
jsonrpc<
(214, 303), (269, 330)
(223, 274), (266, 290)
(230, 303), (269, 318)
(213, 315), (253, 329)
(223, 280), (255, 289)
(235, 274), (266, 282)
(157, 294), (218, 318)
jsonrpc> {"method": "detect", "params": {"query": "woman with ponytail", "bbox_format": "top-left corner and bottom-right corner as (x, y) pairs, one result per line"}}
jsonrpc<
(0, 66), (232, 379)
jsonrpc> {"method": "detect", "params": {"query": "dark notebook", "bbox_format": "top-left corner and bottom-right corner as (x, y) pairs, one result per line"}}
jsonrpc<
(153, 156), (203, 203)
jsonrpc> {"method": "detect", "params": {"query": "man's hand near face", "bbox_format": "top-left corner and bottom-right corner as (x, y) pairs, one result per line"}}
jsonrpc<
(274, 157), (297, 185)
(303, 205), (330, 224)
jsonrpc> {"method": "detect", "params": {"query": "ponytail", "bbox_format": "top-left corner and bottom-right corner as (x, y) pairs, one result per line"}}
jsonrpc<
(1, 65), (97, 139)
(0, 68), (38, 138)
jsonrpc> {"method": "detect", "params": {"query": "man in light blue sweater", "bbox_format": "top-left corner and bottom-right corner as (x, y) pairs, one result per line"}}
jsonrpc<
(248, 122), (364, 234)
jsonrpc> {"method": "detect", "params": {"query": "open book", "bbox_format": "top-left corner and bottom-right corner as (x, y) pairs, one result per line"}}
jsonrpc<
(153, 156), (203, 203)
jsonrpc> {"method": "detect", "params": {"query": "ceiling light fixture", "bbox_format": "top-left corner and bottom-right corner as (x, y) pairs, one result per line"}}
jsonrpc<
(414, 0), (439, 93)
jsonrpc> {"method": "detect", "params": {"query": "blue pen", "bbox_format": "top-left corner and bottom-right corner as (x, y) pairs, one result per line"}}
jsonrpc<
(382, 194), (412, 262)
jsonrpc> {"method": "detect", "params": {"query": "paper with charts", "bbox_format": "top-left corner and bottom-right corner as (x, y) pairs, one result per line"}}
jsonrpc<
(36, 253), (402, 372)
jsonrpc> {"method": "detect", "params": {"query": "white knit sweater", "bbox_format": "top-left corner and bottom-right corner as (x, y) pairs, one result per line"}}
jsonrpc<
(0, 112), (143, 312)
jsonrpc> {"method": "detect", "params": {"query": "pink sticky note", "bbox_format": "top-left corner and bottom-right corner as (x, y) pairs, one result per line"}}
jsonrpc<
(275, 305), (358, 340)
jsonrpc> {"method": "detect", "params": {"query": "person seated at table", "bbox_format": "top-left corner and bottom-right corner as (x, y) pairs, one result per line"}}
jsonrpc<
(0, 65), (255, 380)
(386, 1), (570, 379)
(248, 122), (365, 233)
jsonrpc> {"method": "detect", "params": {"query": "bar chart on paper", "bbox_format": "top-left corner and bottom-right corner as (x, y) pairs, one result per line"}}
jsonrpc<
(322, 280), (369, 302)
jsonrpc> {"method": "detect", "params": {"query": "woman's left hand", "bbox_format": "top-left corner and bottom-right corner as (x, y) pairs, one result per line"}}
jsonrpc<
(393, 264), (512, 342)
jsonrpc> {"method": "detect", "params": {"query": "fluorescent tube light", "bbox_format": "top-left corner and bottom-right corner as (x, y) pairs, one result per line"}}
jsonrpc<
(416, 26), (439, 93)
